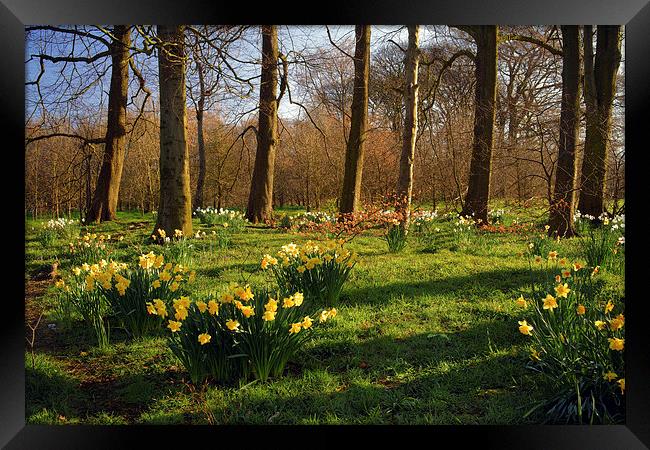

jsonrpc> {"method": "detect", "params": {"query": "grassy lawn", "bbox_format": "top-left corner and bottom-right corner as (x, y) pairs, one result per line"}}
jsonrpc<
(24, 204), (624, 425)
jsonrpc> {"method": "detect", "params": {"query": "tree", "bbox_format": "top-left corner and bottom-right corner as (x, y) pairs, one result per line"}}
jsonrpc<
(154, 25), (193, 237)
(548, 26), (580, 237)
(246, 25), (280, 223)
(396, 25), (420, 231)
(578, 25), (622, 219)
(339, 25), (371, 216)
(86, 25), (131, 222)
(458, 26), (498, 225)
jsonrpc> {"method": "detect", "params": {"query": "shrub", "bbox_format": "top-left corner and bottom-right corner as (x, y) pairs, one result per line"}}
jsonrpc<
(517, 251), (625, 423)
(261, 240), (357, 306)
(154, 283), (337, 384)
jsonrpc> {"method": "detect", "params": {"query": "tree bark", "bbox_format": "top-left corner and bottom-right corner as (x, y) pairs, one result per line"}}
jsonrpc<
(397, 25), (420, 232)
(339, 25), (371, 216)
(461, 26), (498, 225)
(578, 25), (622, 218)
(154, 25), (193, 237)
(86, 25), (130, 223)
(548, 26), (580, 237)
(246, 25), (279, 224)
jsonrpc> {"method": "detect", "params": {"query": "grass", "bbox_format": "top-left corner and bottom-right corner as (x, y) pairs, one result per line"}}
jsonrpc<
(24, 202), (624, 425)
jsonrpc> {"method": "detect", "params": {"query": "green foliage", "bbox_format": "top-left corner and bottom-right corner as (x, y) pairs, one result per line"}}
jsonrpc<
(194, 207), (248, 231)
(518, 254), (625, 424)
(385, 224), (407, 253)
(262, 241), (357, 307)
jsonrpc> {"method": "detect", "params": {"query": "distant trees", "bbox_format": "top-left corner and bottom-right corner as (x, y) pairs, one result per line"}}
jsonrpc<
(339, 25), (371, 216)
(154, 25), (193, 237)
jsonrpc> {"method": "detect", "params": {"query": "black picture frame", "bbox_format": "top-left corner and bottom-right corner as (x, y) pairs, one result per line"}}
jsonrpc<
(3, 0), (649, 448)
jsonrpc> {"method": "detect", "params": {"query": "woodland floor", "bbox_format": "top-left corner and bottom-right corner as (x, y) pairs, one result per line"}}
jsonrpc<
(23, 202), (624, 425)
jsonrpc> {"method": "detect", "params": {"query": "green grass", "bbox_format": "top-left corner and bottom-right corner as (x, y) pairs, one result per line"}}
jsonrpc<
(24, 203), (624, 425)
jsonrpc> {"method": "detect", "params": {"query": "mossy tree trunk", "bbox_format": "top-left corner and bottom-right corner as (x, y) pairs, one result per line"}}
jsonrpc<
(339, 25), (371, 216)
(154, 25), (193, 237)
(246, 25), (279, 224)
(86, 25), (130, 223)
(460, 26), (498, 225)
(578, 25), (622, 219)
(397, 25), (420, 233)
(548, 26), (580, 237)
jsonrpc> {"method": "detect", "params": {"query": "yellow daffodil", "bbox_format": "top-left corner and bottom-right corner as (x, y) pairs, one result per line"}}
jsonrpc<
(146, 302), (157, 315)
(605, 301), (614, 314)
(534, 255), (542, 264)
(226, 320), (240, 331)
(548, 251), (558, 260)
(558, 257), (568, 266)
(152, 279), (161, 289)
(603, 371), (618, 382)
(265, 298), (278, 312)
(167, 320), (181, 332)
(240, 305), (255, 318)
(618, 378), (625, 395)
(170, 281), (180, 292)
(518, 320), (533, 335)
(196, 301), (207, 313)
(516, 295), (527, 308)
(576, 304), (586, 315)
(262, 310), (276, 321)
(610, 314), (625, 331)
(188, 271), (196, 283)
(561, 269), (572, 278)
(319, 310), (330, 323)
(293, 292), (304, 306)
(289, 322), (302, 334)
(198, 333), (211, 345)
(608, 338), (624, 351)
(573, 262), (583, 271)
(174, 308), (188, 321)
(297, 265), (306, 273)
(543, 294), (558, 310)
(208, 300), (219, 315)
(554, 283), (571, 298)
(159, 271), (171, 282)
(283, 297), (295, 308)
(302, 316), (313, 329)
(595, 320), (606, 330)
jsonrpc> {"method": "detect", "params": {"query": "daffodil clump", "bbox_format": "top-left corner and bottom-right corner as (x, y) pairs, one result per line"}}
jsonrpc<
(527, 224), (553, 258)
(151, 228), (194, 265)
(97, 251), (196, 337)
(517, 250), (625, 423)
(54, 260), (127, 348)
(261, 240), (357, 307)
(38, 217), (79, 247)
(155, 282), (337, 384)
(193, 207), (248, 231)
(575, 211), (625, 274)
(67, 232), (121, 265)
(411, 210), (441, 251)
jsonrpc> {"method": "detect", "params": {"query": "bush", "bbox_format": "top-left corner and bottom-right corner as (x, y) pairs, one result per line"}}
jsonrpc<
(261, 240), (357, 306)
(154, 283), (337, 384)
(517, 251), (625, 423)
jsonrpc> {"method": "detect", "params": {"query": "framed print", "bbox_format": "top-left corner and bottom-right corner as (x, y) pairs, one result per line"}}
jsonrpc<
(3, 0), (649, 447)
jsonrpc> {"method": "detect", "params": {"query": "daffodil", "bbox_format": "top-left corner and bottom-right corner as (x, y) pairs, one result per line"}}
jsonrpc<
(605, 301), (614, 314)
(595, 320), (606, 330)
(302, 316), (313, 329)
(265, 298), (278, 312)
(618, 378), (625, 395)
(196, 301), (207, 313)
(518, 320), (533, 335)
(240, 305), (255, 318)
(226, 320), (240, 331)
(198, 333), (211, 345)
(603, 371), (618, 382)
(554, 283), (570, 298)
(548, 251), (558, 260)
(262, 310), (276, 321)
(283, 296), (295, 308)
(610, 314), (625, 331)
(608, 337), (624, 351)
(543, 294), (558, 310)
(152, 279), (161, 289)
(167, 320), (181, 332)
(576, 304), (586, 315)
(293, 292), (304, 306)
(516, 295), (527, 308)
(289, 322), (302, 334)
(207, 300), (219, 315)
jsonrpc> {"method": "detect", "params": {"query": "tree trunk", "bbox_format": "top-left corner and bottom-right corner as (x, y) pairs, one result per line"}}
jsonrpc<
(246, 25), (279, 224)
(193, 59), (207, 209)
(339, 25), (371, 216)
(461, 26), (498, 225)
(578, 25), (622, 218)
(86, 25), (130, 223)
(397, 25), (420, 233)
(548, 26), (580, 237)
(154, 25), (193, 237)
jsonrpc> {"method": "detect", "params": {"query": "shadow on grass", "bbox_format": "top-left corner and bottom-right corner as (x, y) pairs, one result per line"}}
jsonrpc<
(341, 268), (537, 307)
